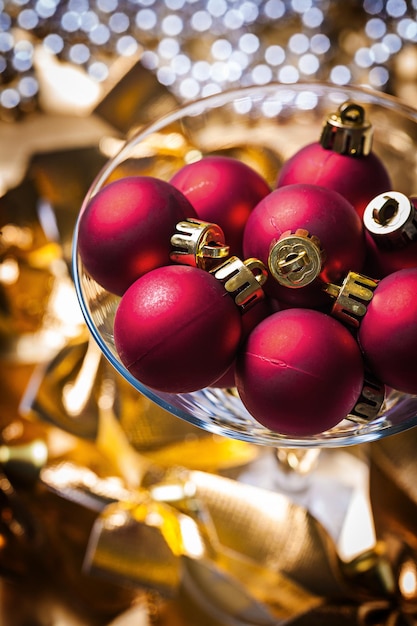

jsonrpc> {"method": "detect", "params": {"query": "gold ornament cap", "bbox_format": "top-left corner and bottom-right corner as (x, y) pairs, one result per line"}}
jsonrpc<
(363, 191), (417, 249)
(324, 271), (379, 328)
(268, 229), (324, 289)
(170, 218), (230, 270)
(320, 102), (373, 156)
(347, 370), (385, 424)
(210, 256), (268, 312)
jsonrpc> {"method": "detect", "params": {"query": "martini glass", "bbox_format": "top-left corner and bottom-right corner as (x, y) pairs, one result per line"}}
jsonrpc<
(72, 82), (417, 450)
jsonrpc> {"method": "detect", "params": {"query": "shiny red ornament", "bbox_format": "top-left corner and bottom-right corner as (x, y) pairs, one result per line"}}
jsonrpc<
(235, 308), (364, 436)
(113, 264), (242, 393)
(242, 183), (366, 308)
(77, 176), (196, 296)
(358, 268), (417, 395)
(170, 155), (270, 258)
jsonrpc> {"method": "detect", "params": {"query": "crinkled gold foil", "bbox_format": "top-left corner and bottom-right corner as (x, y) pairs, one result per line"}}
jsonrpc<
(21, 331), (259, 474)
(94, 61), (180, 135)
(370, 429), (417, 554)
(20, 334), (102, 440)
(85, 498), (186, 596)
(190, 470), (347, 598)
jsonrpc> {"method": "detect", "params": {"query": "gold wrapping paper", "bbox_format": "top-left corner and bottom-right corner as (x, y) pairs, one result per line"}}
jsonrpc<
(6, 424), (408, 626)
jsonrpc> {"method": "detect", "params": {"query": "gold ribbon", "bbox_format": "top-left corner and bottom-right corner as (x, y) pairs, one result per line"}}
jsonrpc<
(8, 329), (417, 625)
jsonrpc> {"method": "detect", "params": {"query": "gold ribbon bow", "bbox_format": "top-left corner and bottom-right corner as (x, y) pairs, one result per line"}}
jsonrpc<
(4, 328), (417, 625)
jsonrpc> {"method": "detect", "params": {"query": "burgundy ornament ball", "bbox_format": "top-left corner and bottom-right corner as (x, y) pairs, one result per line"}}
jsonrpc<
(235, 308), (364, 436)
(77, 175), (196, 296)
(113, 264), (242, 394)
(170, 155), (270, 258)
(276, 142), (392, 218)
(358, 268), (417, 394)
(243, 183), (366, 308)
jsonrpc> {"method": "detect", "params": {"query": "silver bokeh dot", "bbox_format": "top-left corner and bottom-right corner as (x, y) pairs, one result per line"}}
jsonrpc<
(386, 0), (407, 18)
(265, 44), (285, 66)
(89, 23), (111, 45)
(263, 0), (285, 19)
(69, 42), (90, 64)
(211, 39), (233, 60)
(17, 9), (39, 29)
(330, 64), (351, 85)
(88, 61), (109, 81)
(158, 37), (180, 59)
(109, 12), (129, 33)
(190, 11), (212, 31)
(18, 75), (38, 97)
(116, 35), (139, 56)
(207, 0), (227, 18)
(136, 9), (157, 30)
(162, 14), (183, 36)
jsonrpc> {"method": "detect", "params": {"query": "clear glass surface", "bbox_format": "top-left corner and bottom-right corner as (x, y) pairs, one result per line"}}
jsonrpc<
(72, 82), (417, 448)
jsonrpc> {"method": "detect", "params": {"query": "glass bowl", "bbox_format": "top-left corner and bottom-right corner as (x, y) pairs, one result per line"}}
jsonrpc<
(72, 82), (417, 448)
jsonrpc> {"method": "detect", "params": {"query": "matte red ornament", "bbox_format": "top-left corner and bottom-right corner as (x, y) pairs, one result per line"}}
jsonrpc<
(276, 142), (392, 218)
(358, 268), (417, 394)
(235, 308), (364, 436)
(243, 183), (366, 308)
(170, 155), (270, 258)
(77, 176), (196, 296)
(276, 102), (391, 219)
(113, 264), (242, 393)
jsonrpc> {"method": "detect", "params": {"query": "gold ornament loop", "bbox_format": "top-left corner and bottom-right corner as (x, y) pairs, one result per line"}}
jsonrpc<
(320, 101), (373, 156)
(363, 191), (417, 250)
(170, 218), (230, 270)
(210, 256), (267, 312)
(347, 370), (385, 424)
(268, 229), (324, 289)
(324, 271), (379, 328)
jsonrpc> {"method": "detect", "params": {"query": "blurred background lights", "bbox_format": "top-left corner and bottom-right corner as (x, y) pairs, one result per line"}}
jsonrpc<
(263, 0), (286, 19)
(278, 65), (299, 83)
(108, 12), (129, 33)
(298, 53), (319, 75)
(251, 63), (273, 84)
(212, 39), (233, 60)
(289, 33), (309, 54)
(136, 9), (156, 31)
(0, 0), (417, 118)
(330, 65), (352, 85)
(265, 44), (285, 66)
(302, 7), (323, 27)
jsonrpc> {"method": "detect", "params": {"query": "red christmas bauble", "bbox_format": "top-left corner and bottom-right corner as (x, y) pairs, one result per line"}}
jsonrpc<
(235, 308), (364, 436)
(358, 268), (417, 394)
(242, 183), (366, 308)
(77, 176), (196, 296)
(364, 233), (417, 279)
(170, 156), (270, 258)
(276, 143), (392, 218)
(113, 265), (242, 393)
